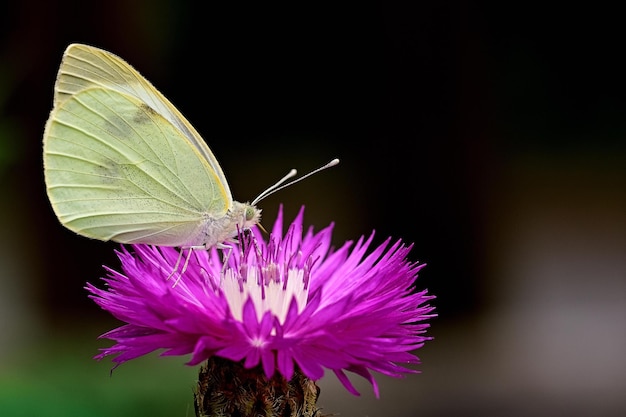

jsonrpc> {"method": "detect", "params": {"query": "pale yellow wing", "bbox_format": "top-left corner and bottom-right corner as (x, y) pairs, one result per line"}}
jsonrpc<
(54, 43), (233, 200)
(43, 50), (232, 246)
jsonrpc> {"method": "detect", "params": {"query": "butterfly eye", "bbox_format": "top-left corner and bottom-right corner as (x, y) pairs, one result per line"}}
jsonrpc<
(245, 206), (257, 221)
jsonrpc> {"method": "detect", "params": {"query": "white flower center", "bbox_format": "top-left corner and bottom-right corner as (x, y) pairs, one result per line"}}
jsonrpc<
(221, 263), (309, 324)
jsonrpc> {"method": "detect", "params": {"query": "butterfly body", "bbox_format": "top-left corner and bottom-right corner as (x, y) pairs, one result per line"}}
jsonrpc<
(43, 44), (261, 248)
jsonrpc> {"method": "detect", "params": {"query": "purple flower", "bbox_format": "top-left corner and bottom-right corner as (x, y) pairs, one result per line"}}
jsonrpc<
(87, 206), (435, 396)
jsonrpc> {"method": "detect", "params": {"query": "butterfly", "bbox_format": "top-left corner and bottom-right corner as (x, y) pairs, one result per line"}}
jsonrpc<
(43, 43), (338, 252)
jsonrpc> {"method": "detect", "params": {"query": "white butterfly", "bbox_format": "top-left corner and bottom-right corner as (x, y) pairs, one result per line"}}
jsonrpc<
(43, 43), (338, 250)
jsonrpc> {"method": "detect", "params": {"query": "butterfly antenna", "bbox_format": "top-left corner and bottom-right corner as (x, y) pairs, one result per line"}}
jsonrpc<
(253, 169), (298, 204)
(251, 158), (339, 206)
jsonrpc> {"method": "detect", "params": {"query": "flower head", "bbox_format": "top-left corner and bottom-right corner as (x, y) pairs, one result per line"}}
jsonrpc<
(87, 206), (435, 396)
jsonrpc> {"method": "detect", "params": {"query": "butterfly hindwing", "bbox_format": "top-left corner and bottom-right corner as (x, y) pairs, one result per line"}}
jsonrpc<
(44, 86), (229, 246)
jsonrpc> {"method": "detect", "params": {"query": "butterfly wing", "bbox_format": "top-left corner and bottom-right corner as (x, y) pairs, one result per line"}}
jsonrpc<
(43, 45), (231, 246)
(53, 43), (233, 202)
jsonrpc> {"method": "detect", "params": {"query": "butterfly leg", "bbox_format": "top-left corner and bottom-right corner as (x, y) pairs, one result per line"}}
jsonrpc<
(168, 246), (202, 287)
(166, 249), (185, 282)
(216, 242), (233, 276)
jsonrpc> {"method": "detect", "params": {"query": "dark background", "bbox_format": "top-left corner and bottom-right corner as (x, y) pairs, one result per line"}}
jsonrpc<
(1, 2), (625, 416)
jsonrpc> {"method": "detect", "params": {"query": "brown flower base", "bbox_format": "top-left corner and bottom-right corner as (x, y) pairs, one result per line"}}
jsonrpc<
(194, 356), (324, 417)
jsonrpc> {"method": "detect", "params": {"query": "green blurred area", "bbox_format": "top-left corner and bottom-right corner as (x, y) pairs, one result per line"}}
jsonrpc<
(0, 331), (198, 416)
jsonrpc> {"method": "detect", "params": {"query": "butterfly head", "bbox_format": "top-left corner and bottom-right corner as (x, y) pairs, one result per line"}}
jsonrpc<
(242, 203), (262, 229)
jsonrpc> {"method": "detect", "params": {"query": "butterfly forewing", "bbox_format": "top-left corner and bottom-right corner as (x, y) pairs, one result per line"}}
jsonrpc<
(54, 43), (232, 201)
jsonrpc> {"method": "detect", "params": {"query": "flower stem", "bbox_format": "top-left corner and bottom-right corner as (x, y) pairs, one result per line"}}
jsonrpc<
(194, 356), (322, 417)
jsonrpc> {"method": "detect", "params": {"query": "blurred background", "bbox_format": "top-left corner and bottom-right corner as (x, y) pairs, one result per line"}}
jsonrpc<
(1, 1), (625, 416)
